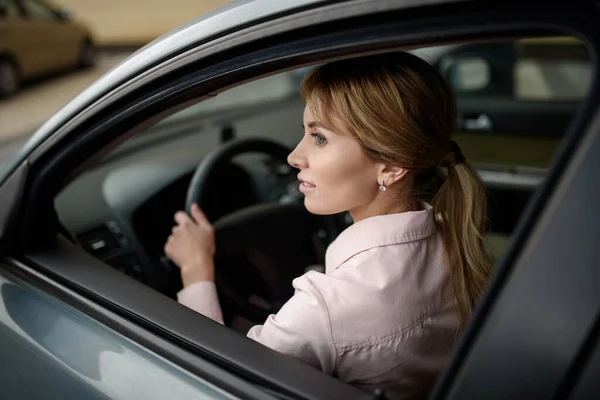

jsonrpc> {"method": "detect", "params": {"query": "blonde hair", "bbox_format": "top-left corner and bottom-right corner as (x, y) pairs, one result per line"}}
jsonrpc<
(302, 52), (492, 327)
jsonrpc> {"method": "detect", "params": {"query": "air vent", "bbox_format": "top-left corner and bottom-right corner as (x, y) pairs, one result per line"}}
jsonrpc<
(77, 224), (121, 257)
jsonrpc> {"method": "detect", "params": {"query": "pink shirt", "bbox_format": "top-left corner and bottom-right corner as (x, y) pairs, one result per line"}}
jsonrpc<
(178, 203), (459, 399)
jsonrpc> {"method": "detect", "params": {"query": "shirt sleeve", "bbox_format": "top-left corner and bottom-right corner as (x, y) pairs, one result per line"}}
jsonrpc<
(177, 281), (224, 324)
(247, 272), (337, 374)
(177, 272), (337, 374)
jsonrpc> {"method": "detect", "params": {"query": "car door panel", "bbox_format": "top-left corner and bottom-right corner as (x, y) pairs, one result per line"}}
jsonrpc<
(454, 131), (560, 169)
(0, 1), (33, 79)
(60, 22), (85, 66)
(456, 99), (578, 173)
(0, 12), (41, 78)
(11, 235), (370, 400)
(457, 98), (579, 138)
(17, 0), (73, 73)
(12, 0), (55, 76)
(568, 320), (600, 399)
(0, 265), (247, 400)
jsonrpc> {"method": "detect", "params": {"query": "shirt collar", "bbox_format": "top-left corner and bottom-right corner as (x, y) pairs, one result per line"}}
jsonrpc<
(325, 202), (437, 272)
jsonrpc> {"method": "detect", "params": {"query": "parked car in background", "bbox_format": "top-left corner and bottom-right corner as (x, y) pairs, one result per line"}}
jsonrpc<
(0, 0), (95, 96)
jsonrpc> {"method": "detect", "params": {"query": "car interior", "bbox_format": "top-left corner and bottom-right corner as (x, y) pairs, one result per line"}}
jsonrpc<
(52, 35), (592, 332)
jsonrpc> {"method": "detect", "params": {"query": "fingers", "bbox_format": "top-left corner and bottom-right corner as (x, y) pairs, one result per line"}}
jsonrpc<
(174, 211), (191, 225)
(163, 236), (173, 255)
(173, 205), (213, 234)
(190, 203), (210, 226)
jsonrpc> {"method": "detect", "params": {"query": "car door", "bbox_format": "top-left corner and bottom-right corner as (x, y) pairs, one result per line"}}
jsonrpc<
(434, 42), (600, 397)
(438, 37), (590, 168)
(429, 38), (594, 263)
(0, 1), (599, 399)
(16, 0), (76, 74)
(0, 0), (35, 80)
(0, 264), (262, 400)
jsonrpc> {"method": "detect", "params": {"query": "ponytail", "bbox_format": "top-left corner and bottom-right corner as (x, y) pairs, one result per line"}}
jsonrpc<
(432, 161), (492, 327)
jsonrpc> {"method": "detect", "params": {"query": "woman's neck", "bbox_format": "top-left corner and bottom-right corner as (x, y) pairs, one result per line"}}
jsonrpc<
(349, 197), (417, 223)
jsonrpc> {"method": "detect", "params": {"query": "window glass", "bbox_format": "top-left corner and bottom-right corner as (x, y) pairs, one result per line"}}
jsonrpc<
(0, 0), (21, 19)
(55, 35), (594, 307)
(435, 36), (592, 170)
(429, 36), (593, 261)
(21, 0), (55, 20)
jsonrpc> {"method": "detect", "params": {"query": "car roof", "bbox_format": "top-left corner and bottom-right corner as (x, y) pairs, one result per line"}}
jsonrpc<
(0, 0), (459, 182)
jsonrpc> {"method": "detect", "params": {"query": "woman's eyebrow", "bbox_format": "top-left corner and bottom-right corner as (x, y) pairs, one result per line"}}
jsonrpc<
(304, 121), (326, 129)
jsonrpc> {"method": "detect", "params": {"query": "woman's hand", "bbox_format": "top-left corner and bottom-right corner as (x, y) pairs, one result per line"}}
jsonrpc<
(164, 203), (216, 287)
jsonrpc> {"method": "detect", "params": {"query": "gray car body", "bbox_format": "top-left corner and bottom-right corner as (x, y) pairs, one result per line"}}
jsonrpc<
(0, 267), (237, 400)
(1, 0), (599, 399)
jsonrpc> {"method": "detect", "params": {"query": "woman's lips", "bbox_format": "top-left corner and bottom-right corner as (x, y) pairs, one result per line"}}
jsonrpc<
(298, 177), (316, 193)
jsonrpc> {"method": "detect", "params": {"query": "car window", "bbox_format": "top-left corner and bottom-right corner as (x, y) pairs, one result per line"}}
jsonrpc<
(434, 37), (592, 172)
(54, 34), (594, 326)
(20, 0), (55, 20)
(154, 72), (301, 131)
(149, 36), (591, 173)
(426, 36), (592, 261)
(58, 35), (593, 266)
(0, 0), (21, 19)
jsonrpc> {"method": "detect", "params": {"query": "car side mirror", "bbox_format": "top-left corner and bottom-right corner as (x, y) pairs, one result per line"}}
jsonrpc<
(439, 56), (491, 93)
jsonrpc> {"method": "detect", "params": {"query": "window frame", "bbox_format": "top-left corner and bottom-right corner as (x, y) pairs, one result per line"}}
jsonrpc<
(1, 2), (600, 399)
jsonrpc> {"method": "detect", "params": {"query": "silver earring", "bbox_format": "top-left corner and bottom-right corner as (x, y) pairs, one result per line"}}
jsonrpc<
(379, 180), (386, 192)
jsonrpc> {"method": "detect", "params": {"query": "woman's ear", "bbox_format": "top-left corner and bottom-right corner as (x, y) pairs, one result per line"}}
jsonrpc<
(377, 164), (408, 187)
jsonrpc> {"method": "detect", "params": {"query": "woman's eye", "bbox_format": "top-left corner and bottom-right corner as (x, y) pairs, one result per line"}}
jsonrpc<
(310, 133), (327, 146)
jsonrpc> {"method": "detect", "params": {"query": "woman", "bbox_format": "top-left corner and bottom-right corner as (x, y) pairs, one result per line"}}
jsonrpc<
(164, 51), (492, 399)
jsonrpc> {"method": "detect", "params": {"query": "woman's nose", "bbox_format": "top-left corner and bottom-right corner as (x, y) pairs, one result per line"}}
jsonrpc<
(288, 142), (308, 170)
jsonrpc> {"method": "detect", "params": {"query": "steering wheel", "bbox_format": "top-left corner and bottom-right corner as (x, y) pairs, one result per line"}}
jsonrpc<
(184, 138), (332, 324)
